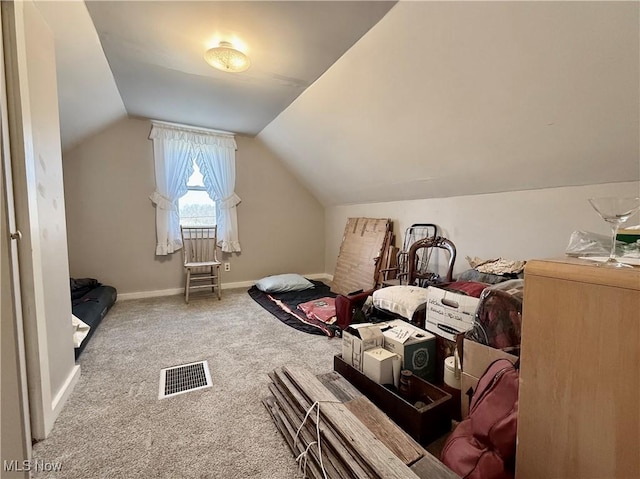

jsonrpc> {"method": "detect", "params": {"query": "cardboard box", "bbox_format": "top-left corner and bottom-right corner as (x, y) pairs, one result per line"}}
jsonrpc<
(426, 287), (481, 341)
(363, 347), (398, 385)
(460, 372), (479, 418)
(341, 324), (384, 372)
(382, 319), (436, 382)
(461, 338), (518, 418)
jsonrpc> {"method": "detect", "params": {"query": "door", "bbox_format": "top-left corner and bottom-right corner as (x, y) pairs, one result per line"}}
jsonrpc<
(0, 2), (32, 477)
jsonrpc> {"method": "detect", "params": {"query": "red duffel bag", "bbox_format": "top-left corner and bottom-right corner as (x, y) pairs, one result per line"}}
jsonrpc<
(441, 358), (519, 479)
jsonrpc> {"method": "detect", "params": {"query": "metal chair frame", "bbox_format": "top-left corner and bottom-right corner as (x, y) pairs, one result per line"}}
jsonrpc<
(380, 223), (438, 286)
(407, 236), (456, 287)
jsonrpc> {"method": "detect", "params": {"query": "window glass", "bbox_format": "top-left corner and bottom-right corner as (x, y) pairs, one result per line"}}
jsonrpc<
(179, 161), (216, 226)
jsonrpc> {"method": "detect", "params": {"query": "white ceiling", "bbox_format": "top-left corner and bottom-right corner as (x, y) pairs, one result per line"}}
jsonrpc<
(35, 1), (639, 207)
(83, 0), (395, 136)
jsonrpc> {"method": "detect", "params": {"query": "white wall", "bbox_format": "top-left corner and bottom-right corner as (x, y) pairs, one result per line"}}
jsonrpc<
(3, 0), (78, 439)
(63, 118), (325, 295)
(325, 182), (640, 277)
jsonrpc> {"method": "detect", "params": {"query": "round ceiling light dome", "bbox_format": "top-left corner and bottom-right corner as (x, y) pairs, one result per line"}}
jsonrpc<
(204, 41), (250, 73)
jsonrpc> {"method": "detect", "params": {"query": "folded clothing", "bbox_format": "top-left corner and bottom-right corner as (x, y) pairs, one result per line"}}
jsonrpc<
(298, 297), (336, 324)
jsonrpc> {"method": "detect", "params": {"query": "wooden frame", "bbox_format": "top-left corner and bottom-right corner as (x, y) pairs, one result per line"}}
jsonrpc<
(180, 226), (221, 302)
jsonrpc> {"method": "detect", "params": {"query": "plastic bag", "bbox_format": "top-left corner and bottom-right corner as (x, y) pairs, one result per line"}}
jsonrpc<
(565, 230), (619, 257)
(466, 279), (524, 349)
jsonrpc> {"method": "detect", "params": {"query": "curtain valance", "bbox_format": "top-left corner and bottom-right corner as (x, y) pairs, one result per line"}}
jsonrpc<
(149, 122), (237, 149)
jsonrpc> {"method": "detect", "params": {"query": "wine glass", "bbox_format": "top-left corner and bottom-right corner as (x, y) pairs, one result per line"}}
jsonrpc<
(588, 197), (640, 268)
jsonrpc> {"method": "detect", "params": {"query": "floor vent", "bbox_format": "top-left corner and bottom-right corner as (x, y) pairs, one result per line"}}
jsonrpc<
(159, 360), (212, 399)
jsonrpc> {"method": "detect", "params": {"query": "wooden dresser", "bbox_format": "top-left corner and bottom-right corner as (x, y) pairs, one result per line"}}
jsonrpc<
(516, 258), (640, 478)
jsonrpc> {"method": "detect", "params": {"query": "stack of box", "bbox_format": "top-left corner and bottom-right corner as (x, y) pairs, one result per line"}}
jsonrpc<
(341, 324), (384, 372)
(382, 319), (436, 382)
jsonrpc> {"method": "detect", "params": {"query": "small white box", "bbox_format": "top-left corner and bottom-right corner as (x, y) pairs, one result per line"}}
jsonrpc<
(341, 324), (384, 372)
(362, 347), (398, 385)
(426, 287), (481, 341)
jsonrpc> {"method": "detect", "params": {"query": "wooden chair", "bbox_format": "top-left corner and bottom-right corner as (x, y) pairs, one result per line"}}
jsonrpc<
(180, 226), (221, 303)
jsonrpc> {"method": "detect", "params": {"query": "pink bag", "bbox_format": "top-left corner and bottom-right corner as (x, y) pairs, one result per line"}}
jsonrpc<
(441, 359), (519, 479)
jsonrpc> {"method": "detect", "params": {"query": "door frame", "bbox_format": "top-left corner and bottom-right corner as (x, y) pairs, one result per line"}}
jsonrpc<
(0, 0), (33, 472)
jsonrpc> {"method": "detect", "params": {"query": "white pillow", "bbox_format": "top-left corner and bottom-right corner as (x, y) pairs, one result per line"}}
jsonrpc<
(255, 274), (314, 293)
(372, 285), (429, 319)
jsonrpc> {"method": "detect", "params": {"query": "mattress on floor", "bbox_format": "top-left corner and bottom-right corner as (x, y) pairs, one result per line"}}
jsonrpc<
(72, 285), (117, 359)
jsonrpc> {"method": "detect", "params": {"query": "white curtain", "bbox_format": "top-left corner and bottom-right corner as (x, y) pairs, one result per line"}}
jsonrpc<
(149, 126), (194, 255)
(196, 137), (241, 252)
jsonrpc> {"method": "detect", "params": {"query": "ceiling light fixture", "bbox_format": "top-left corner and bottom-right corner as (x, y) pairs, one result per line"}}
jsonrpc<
(204, 41), (250, 73)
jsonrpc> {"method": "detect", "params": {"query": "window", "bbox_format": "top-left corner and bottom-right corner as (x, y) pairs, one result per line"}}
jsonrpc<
(179, 161), (216, 227)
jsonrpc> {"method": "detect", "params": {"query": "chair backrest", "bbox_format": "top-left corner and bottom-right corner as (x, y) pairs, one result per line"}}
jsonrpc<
(181, 226), (218, 264)
(401, 223), (438, 253)
(395, 224), (439, 280)
(407, 236), (456, 286)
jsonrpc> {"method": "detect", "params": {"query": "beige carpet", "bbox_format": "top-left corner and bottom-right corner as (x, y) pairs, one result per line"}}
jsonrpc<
(33, 289), (341, 478)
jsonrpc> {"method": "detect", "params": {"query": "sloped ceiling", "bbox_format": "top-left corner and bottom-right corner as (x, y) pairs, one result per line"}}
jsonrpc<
(259, 2), (640, 206)
(84, 0), (395, 136)
(35, 1), (127, 150)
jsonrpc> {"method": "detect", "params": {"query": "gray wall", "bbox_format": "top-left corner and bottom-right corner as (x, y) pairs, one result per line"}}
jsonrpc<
(325, 181), (640, 278)
(63, 118), (325, 295)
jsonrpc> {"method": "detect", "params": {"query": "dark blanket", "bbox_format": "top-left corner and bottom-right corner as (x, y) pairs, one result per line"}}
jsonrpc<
(247, 280), (339, 337)
(70, 277), (101, 300)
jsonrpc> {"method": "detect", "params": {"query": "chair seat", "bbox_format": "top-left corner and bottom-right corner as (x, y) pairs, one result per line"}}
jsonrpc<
(185, 261), (221, 268)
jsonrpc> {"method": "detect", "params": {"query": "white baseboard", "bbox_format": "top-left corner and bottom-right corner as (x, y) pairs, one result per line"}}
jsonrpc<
(117, 273), (333, 301)
(47, 364), (81, 437)
(118, 288), (183, 300)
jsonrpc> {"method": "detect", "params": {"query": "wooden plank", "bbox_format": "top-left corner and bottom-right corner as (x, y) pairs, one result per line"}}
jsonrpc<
(282, 367), (340, 403)
(322, 403), (421, 479)
(268, 383), (355, 479)
(319, 371), (426, 466)
(409, 455), (461, 479)
(344, 396), (425, 466)
(374, 231), (394, 289)
(272, 369), (373, 479)
(331, 217), (391, 295)
(317, 371), (363, 403)
(284, 367), (422, 479)
(263, 397), (323, 479)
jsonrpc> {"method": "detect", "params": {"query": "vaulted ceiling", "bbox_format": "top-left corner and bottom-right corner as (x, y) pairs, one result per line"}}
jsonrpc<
(37, 0), (394, 148)
(37, 1), (639, 206)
